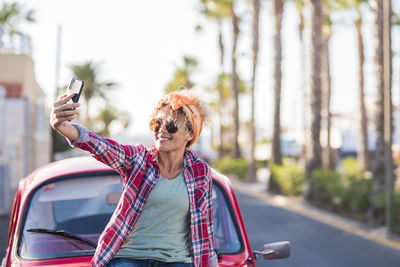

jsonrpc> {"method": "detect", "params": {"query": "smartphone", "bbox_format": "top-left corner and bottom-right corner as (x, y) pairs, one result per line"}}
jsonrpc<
(67, 78), (84, 103)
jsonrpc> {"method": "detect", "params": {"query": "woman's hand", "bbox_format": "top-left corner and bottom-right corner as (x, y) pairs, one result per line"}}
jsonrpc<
(50, 93), (80, 130)
(50, 93), (81, 141)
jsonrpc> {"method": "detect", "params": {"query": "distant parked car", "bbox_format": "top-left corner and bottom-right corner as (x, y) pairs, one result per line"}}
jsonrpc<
(1, 156), (290, 267)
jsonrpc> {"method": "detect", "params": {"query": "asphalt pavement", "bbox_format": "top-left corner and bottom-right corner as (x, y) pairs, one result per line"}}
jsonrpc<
(0, 213), (10, 260)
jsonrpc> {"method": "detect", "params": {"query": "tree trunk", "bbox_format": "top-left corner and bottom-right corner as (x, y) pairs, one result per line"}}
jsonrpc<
(305, 0), (323, 198)
(218, 82), (225, 158)
(297, 6), (307, 170)
(249, 0), (260, 182)
(217, 22), (225, 158)
(321, 26), (333, 171)
(0, 27), (4, 48)
(270, 0), (284, 165)
(367, 0), (392, 225)
(231, 4), (241, 159)
(355, 18), (370, 172)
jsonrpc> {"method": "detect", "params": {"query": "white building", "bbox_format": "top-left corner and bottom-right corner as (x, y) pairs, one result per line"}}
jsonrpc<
(0, 49), (51, 214)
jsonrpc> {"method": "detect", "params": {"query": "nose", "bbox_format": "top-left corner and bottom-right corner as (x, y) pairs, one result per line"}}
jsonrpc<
(158, 121), (169, 133)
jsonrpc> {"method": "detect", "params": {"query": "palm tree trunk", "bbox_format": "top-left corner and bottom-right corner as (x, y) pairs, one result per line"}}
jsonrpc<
(305, 0), (323, 198)
(355, 18), (370, 172)
(321, 29), (333, 170)
(296, 5), (307, 169)
(367, 0), (393, 228)
(218, 85), (225, 158)
(326, 57), (333, 170)
(367, 0), (389, 224)
(270, 0), (284, 165)
(0, 27), (4, 48)
(231, 3), (240, 159)
(248, 0), (260, 182)
(217, 22), (225, 158)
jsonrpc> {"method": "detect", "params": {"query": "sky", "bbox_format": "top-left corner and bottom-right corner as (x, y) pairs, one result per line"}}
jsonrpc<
(10, 0), (400, 148)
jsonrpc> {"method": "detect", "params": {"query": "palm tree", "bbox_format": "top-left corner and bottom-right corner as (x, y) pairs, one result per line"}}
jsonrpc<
(393, 8), (400, 166)
(270, 0), (285, 165)
(248, 0), (261, 182)
(354, 0), (370, 172)
(209, 73), (231, 154)
(336, 0), (370, 171)
(199, 0), (242, 158)
(208, 73), (247, 154)
(367, 0), (393, 225)
(321, 4), (333, 170)
(290, 0), (306, 167)
(305, 0), (323, 198)
(198, 0), (231, 157)
(165, 56), (198, 93)
(70, 61), (117, 128)
(230, 0), (241, 158)
(95, 106), (118, 137)
(0, 2), (35, 48)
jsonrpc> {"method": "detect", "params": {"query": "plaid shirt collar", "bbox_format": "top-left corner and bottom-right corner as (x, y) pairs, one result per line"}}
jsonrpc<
(148, 144), (198, 167)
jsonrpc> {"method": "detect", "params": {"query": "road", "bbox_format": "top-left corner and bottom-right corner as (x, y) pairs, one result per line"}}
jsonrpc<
(235, 191), (400, 267)
(0, 213), (10, 261)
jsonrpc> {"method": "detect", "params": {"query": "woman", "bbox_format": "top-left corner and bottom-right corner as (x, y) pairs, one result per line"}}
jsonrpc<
(50, 90), (219, 267)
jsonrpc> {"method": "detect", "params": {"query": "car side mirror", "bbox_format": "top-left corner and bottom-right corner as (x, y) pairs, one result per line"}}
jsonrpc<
(253, 241), (291, 260)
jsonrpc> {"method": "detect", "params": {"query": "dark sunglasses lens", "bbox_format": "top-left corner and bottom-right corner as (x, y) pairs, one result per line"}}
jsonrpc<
(166, 121), (178, 134)
(150, 119), (161, 132)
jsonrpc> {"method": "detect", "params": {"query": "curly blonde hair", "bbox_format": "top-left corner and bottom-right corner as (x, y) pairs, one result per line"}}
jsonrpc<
(152, 89), (209, 146)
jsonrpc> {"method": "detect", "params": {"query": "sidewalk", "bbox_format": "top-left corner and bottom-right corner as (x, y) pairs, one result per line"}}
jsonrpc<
(231, 179), (400, 252)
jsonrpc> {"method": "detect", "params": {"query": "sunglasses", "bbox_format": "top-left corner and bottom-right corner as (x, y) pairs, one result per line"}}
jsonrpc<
(150, 118), (179, 134)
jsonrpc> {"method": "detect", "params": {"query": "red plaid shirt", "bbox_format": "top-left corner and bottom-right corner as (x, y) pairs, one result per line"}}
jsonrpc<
(69, 124), (215, 267)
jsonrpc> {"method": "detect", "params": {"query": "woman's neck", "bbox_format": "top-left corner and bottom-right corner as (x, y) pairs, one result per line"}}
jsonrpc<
(158, 151), (185, 179)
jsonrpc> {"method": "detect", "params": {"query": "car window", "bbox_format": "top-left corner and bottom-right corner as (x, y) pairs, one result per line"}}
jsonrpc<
(19, 175), (121, 260)
(18, 175), (242, 260)
(212, 183), (242, 254)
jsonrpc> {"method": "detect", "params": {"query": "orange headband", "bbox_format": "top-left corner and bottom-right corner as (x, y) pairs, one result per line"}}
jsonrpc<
(164, 92), (203, 146)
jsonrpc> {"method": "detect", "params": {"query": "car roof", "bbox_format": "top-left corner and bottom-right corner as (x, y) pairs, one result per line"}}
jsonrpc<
(21, 156), (233, 193)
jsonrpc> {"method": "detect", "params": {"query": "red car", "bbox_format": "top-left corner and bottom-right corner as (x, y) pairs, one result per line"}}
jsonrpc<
(2, 156), (290, 267)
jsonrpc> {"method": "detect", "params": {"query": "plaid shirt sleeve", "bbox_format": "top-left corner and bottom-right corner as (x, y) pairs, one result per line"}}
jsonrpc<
(67, 123), (144, 180)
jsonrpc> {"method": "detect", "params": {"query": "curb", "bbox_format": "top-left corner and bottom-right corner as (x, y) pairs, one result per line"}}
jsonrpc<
(231, 179), (400, 252)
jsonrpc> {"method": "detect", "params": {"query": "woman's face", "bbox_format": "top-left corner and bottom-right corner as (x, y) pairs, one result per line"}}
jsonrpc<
(152, 109), (193, 153)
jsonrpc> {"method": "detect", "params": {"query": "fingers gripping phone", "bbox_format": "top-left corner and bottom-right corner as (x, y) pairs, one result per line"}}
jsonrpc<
(67, 78), (84, 103)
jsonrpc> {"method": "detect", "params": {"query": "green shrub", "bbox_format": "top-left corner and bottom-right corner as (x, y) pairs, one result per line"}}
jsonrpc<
(341, 157), (363, 178)
(310, 168), (372, 217)
(392, 191), (400, 234)
(310, 170), (345, 209)
(342, 175), (370, 215)
(213, 157), (248, 180)
(269, 164), (305, 196)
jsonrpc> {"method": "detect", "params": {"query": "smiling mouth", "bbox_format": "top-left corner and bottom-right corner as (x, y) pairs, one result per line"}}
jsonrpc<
(158, 136), (171, 142)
